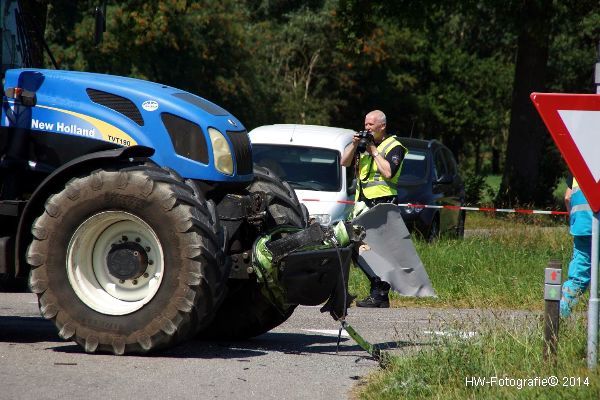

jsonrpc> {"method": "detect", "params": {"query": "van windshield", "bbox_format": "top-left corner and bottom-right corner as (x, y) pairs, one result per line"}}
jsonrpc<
(252, 144), (341, 191)
(398, 150), (429, 182)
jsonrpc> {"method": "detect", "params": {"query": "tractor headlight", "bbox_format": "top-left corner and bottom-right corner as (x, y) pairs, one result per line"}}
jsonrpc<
(208, 127), (234, 175)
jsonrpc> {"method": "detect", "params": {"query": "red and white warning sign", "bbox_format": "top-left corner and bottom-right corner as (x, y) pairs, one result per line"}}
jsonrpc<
(531, 93), (600, 212)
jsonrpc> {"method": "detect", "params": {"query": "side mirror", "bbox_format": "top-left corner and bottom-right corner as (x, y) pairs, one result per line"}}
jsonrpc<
(347, 178), (357, 195)
(94, 4), (107, 46)
(436, 174), (453, 184)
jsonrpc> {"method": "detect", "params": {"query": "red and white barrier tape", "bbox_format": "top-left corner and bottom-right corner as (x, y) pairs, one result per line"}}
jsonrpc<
(397, 203), (568, 215)
(300, 198), (568, 215)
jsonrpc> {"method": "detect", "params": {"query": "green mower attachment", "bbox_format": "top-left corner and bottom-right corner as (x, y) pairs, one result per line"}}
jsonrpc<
(251, 221), (364, 320)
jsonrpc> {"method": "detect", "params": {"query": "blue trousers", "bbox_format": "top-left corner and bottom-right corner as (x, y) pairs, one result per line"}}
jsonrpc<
(561, 235), (592, 316)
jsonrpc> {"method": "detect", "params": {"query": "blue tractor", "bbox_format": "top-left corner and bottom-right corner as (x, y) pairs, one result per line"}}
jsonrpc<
(0, 1), (355, 354)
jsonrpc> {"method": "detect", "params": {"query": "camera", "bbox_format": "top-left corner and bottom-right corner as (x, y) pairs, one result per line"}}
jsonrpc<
(356, 130), (374, 153)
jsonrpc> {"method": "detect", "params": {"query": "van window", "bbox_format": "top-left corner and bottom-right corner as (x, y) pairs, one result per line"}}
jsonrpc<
(442, 147), (457, 176)
(252, 144), (341, 191)
(433, 149), (447, 180)
(398, 150), (428, 182)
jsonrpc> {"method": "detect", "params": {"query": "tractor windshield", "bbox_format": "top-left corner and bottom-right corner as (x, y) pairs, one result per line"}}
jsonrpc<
(1, 0), (46, 77)
(1, 0), (26, 74)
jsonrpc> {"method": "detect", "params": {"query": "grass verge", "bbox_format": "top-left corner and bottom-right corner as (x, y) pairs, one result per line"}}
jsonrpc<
(350, 215), (599, 399)
(357, 315), (599, 399)
(349, 220), (572, 310)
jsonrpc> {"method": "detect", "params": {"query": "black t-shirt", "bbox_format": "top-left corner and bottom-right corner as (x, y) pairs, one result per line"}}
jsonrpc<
(383, 139), (406, 177)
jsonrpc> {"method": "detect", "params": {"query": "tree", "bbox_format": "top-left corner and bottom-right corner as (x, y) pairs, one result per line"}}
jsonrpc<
(39, 0), (600, 203)
(45, 0), (261, 125)
(496, 0), (554, 206)
(413, 6), (514, 170)
(250, 2), (344, 125)
(498, 0), (600, 206)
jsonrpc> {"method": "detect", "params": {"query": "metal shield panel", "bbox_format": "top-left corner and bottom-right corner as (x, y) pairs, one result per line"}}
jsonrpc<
(353, 203), (436, 297)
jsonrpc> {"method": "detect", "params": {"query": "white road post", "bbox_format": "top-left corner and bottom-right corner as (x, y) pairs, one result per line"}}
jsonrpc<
(588, 213), (599, 369)
(590, 47), (600, 370)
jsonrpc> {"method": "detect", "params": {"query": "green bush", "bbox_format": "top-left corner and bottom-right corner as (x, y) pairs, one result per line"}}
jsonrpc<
(464, 173), (492, 206)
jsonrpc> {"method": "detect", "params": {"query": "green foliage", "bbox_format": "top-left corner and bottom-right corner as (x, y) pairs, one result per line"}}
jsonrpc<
(38, 1), (600, 205)
(46, 0), (260, 124)
(548, 1), (600, 92)
(463, 173), (491, 206)
(482, 174), (502, 204)
(249, 1), (347, 125)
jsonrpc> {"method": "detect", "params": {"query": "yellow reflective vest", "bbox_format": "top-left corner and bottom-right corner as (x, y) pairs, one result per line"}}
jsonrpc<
(356, 136), (407, 200)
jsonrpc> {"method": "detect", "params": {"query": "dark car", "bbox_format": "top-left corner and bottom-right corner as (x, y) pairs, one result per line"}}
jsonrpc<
(395, 137), (465, 241)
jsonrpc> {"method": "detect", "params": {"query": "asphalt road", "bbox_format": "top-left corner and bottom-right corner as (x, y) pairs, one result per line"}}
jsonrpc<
(0, 293), (533, 400)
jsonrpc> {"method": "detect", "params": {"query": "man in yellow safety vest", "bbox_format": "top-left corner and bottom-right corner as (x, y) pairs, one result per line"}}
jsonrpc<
(341, 110), (407, 307)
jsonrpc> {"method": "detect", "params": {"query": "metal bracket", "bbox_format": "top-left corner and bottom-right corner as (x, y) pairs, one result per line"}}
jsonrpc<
(229, 251), (253, 279)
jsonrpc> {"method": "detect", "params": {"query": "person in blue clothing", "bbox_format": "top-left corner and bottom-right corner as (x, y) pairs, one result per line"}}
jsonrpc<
(560, 175), (593, 318)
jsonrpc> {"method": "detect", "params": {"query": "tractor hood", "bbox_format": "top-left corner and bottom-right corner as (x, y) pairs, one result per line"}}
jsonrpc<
(2, 69), (252, 182)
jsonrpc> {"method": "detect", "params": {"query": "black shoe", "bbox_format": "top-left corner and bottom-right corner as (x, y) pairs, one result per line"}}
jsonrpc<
(356, 295), (390, 308)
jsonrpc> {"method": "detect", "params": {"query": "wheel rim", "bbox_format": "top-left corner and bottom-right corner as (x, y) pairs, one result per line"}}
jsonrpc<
(67, 211), (165, 316)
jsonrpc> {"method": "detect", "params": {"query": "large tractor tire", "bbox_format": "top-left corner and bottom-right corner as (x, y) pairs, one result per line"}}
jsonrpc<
(27, 165), (227, 354)
(200, 166), (308, 340)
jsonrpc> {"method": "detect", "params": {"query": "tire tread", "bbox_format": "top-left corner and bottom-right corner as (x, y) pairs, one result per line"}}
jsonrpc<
(27, 166), (227, 354)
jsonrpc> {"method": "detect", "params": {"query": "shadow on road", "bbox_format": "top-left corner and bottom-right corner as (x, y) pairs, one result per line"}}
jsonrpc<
(1, 316), (427, 360)
(0, 316), (61, 343)
(165, 332), (431, 363)
(154, 332), (427, 361)
(48, 332), (368, 359)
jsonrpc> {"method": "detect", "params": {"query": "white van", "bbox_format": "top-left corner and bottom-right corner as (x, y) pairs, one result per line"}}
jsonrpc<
(249, 124), (356, 225)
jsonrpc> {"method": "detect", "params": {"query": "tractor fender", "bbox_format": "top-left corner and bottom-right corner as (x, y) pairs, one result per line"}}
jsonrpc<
(14, 145), (155, 277)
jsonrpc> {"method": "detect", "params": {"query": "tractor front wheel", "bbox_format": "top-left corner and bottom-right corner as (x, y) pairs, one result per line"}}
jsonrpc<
(27, 166), (227, 354)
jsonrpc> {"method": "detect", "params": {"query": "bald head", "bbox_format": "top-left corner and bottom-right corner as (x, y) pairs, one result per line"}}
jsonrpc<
(366, 110), (386, 124)
(364, 110), (387, 142)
